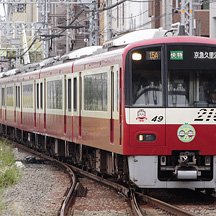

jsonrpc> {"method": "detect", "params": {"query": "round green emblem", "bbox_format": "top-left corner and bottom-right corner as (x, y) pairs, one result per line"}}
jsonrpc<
(177, 123), (196, 143)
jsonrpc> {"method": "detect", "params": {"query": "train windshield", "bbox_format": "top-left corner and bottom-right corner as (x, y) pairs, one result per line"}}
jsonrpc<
(168, 70), (216, 107)
(167, 44), (216, 107)
(126, 44), (216, 108)
(130, 46), (162, 107)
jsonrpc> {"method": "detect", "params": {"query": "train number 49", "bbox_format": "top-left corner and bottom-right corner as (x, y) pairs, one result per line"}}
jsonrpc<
(151, 116), (164, 122)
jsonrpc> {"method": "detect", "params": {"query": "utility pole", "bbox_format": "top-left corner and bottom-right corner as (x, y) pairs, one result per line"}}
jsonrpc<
(66, 3), (73, 53)
(179, 0), (195, 36)
(106, 0), (112, 40)
(89, 0), (99, 46)
(162, 0), (172, 30)
(39, 0), (50, 58)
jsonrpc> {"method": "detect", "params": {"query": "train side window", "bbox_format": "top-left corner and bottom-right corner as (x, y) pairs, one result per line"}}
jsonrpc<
(68, 79), (71, 111)
(37, 83), (39, 109)
(23, 84), (33, 108)
(7, 86), (13, 107)
(84, 73), (107, 111)
(40, 83), (43, 109)
(73, 78), (77, 111)
(47, 80), (62, 109)
(2, 88), (5, 106)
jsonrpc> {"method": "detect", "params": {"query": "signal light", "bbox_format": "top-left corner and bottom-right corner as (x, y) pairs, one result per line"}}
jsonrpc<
(137, 134), (156, 142)
(138, 134), (143, 141)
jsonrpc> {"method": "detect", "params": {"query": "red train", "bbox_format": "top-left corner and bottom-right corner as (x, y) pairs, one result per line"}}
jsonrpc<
(1, 29), (216, 193)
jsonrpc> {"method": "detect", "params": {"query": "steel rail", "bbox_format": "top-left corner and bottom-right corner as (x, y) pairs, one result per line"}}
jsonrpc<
(130, 190), (144, 216)
(136, 192), (196, 216)
(67, 164), (195, 216)
(69, 164), (145, 215)
(68, 164), (130, 197)
(58, 163), (77, 216)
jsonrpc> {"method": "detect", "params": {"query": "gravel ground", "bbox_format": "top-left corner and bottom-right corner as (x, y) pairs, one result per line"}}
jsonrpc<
(72, 177), (132, 216)
(1, 146), (133, 216)
(3, 146), (216, 216)
(1, 148), (70, 216)
(149, 189), (216, 216)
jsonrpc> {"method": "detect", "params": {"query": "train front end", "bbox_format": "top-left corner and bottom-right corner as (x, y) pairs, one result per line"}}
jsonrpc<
(124, 37), (216, 191)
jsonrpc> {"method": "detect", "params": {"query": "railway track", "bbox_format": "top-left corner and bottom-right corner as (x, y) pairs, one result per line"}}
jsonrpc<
(12, 141), (79, 216)
(136, 192), (196, 216)
(12, 141), (196, 216)
(64, 156), (196, 216)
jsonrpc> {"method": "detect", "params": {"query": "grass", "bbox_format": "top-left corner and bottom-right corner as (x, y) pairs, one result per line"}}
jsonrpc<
(0, 139), (22, 215)
(0, 139), (22, 188)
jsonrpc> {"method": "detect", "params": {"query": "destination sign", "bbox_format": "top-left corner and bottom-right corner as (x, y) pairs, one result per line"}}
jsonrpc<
(194, 51), (216, 59)
(168, 45), (216, 70)
(146, 51), (161, 60)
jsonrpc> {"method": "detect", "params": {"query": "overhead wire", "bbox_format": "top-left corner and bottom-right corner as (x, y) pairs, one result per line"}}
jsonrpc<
(11, 0), (202, 58)
(4, 0), (163, 58)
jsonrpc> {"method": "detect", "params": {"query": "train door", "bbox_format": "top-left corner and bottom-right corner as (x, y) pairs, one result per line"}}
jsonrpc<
(15, 84), (21, 127)
(34, 80), (36, 128)
(66, 74), (73, 141)
(42, 78), (46, 131)
(63, 75), (66, 134)
(36, 80), (39, 131)
(110, 65), (120, 146)
(36, 79), (45, 132)
(2, 85), (5, 124)
(72, 72), (81, 141)
(13, 84), (16, 124)
(78, 72), (82, 137)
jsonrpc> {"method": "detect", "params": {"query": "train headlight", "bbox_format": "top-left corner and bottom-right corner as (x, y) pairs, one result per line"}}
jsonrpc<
(132, 52), (142, 61)
(205, 156), (211, 166)
(137, 134), (156, 142)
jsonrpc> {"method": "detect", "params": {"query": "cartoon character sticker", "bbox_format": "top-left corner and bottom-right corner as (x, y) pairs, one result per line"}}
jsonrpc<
(177, 123), (196, 143)
(136, 109), (147, 122)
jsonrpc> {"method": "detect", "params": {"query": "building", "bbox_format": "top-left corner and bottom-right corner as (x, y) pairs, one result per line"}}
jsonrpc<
(0, 1), (42, 68)
(101, 0), (210, 41)
(101, 0), (151, 42)
(0, 0), (213, 71)
(0, 0), (89, 70)
(210, 2), (216, 38)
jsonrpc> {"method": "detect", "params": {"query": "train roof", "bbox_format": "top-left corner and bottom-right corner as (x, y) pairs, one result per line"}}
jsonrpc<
(125, 35), (216, 51)
(61, 46), (103, 61)
(2, 29), (216, 78)
(103, 28), (167, 48)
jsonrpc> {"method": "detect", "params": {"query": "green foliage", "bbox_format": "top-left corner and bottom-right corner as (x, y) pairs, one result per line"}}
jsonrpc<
(0, 140), (22, 188)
